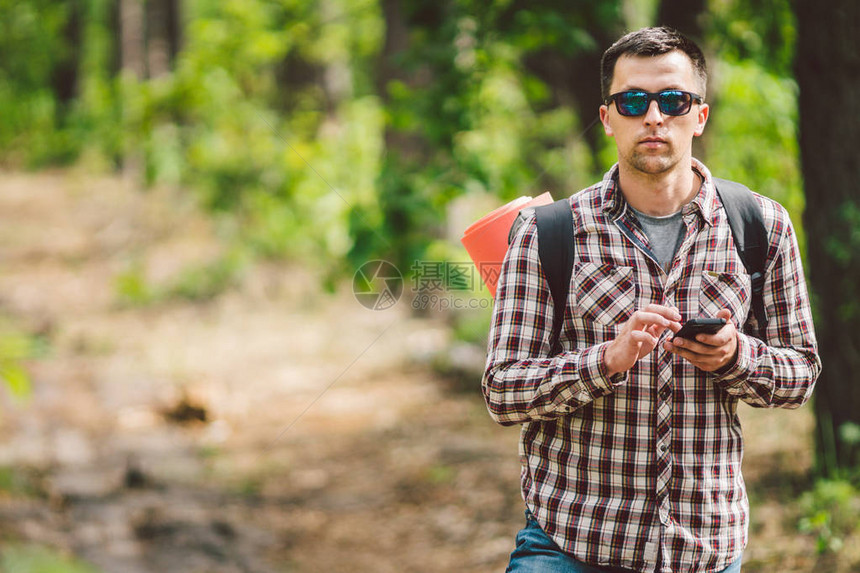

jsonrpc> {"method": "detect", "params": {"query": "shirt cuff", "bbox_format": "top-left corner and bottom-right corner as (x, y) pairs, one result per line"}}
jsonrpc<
(712, 331), (759, 387)
(573, 342), (628, 399)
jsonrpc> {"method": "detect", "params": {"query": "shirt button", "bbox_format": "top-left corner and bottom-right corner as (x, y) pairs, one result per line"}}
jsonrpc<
(658, 443), (668, 453)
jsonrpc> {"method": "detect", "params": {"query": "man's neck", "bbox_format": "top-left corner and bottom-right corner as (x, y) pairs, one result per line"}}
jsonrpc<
(618, 164), (701, 217)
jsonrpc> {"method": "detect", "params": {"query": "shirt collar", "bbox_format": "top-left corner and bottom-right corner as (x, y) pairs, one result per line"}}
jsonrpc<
(600, 165), (625, 220)
(601, 158), (718, 226)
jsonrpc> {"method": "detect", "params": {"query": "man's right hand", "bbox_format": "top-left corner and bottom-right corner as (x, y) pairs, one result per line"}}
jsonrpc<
(603, 304), (681, 377)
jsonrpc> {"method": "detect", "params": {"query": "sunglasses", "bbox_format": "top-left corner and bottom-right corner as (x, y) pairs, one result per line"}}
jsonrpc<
(605, 90), (703, 117)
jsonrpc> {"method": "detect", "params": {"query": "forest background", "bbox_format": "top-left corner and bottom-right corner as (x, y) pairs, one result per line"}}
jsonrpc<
(0, 0), (859, 571)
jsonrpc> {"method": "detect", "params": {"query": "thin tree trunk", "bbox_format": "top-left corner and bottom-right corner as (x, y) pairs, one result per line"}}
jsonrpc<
(514, 2), (624, 175)
(53, 0), (82, 114)
(119, 0), (144, 183)
(320, 0), (352, 117)
(655, 0), (706, 39)
(120, 0), (144, 78)
(796, 0), (860, 475)
(377, 0), (424, 158)
(166, 0), (182, 63)
(147, 0), (171, 78)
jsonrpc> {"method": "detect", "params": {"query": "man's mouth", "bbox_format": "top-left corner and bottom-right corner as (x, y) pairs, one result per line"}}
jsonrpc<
(639, 136), (668, 149)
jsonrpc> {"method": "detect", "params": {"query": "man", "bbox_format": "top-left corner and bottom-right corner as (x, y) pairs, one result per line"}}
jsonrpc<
(482, 27), (821, 573)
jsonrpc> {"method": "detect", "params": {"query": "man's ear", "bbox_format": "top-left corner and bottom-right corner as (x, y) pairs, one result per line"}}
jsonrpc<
(599, 105), (613, 137)
(693, 103), (709, 137)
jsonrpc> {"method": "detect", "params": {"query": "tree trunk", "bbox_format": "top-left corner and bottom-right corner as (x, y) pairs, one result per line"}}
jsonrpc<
(146, 0), (171, 78)
(120, 0), (145, 78)
(516, 2), (624, 168)
(119, 0), (145, 183)
(796, 0), (860, 475)
(368, 0), (447, 273)
(144, 0), (181, 77)
(167, 0), (182, 64)
(655, 0), (706, 39)
(52, 0), (82, 114)
(319, 0), (352, 117)
(376, 0), (426, 159)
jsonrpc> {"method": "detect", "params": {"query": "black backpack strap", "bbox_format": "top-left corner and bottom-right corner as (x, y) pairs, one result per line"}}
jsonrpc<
(713, 178), (769, 335)
(534, 198), (575, 355)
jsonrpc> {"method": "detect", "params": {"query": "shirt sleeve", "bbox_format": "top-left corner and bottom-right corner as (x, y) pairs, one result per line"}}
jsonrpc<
(712, 200), (822, 408)
(481, 216), (627, 426)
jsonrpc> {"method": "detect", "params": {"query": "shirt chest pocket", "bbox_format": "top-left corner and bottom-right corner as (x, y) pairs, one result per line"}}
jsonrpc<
(573, 263), (636, 326)
(697, 271), (751, 323)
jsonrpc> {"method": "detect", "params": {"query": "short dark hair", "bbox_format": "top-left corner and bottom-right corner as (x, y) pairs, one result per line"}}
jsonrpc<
(600, 27), (707, 100)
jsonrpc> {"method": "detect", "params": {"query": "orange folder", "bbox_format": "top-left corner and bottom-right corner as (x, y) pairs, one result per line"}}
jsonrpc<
(461, 192), (554, 297)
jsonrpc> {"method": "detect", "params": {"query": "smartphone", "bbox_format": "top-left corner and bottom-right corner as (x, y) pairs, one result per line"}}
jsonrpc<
(672, 317), (727, 341)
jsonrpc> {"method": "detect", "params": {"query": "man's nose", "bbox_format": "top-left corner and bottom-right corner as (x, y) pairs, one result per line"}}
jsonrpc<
(643, 100), (664, 125)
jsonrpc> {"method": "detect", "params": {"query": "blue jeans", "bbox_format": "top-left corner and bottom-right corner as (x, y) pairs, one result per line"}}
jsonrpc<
(506, 511), (742, 573)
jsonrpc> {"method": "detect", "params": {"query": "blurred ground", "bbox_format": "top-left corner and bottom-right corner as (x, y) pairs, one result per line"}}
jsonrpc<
(0, 172), (842, 572)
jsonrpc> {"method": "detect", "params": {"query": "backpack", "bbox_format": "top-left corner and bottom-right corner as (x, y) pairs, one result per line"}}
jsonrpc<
(507, 178), (768, 354)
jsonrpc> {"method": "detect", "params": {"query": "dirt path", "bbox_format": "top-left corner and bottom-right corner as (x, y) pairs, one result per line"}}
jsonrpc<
(0, 172), (827, 572)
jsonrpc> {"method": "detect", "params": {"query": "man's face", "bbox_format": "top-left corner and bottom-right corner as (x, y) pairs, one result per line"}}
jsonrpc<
(599, 50), (709, 177)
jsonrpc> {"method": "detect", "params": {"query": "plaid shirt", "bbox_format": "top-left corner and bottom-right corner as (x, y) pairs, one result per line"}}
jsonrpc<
(483, 160), (821, 573)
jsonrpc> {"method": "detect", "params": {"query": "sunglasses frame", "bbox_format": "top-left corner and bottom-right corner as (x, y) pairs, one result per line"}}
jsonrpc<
(605, 90), (704, 117)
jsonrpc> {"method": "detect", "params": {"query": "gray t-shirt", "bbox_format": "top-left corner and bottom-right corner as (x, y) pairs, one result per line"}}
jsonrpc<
(629, 206), (686, 272)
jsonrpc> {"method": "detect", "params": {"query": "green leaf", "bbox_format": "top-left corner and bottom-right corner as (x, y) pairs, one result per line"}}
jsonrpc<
(0, 363), (30, 398)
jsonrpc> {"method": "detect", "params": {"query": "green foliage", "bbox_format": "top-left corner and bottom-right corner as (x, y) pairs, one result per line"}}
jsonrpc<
(424, 463), (456, 485)
(0, 0), (77, 166)
(0, 0), (814, 283)
(0, 544), (101, 573)
(114, 249), (249, 307)
(0, 467), (41, 497)
(705, 0), (806, 254)
(707, 0), (796, 77)
(0, 359), (31, 399)
(706, 60), (805, 233)
(839, 423), (860, 447)
(0, 321), (47, 400)
(374, 1), (620, 273)
(798, 479), (860, 554)
(114, 260), (154, 306)
(451, 304), (494, 346)
(166, 0), (385, 267)
(166, 249), (249, 302)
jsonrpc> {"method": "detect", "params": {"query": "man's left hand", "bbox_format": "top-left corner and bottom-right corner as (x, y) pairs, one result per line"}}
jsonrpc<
(663, 309), (738, 372)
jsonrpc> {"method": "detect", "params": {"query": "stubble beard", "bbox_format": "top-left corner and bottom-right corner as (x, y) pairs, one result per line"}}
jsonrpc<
(627, 144), (680, 177)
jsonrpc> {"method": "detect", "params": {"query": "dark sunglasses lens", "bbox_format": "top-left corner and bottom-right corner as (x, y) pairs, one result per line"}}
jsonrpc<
(617, 92), (648, 116)
(658, 91), (691, 115)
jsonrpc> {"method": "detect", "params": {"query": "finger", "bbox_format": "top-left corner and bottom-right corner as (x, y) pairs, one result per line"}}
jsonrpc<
(673, 336), (717, 353)
(629, 330), (658, 346)
(666, 338), (733, 371)
(643, 304), (682, 321)
(646, 325), (674, 345)
(696, 332), (729, 346)
(696, 317), (736, 346)
(664, 341), (695, 360)
(630, 332), (659, 358)
(630, 311), (680, 330)
(646, 323), (670, 338)
(665, 343), (712, 369)
(716, 308), (732, 321)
